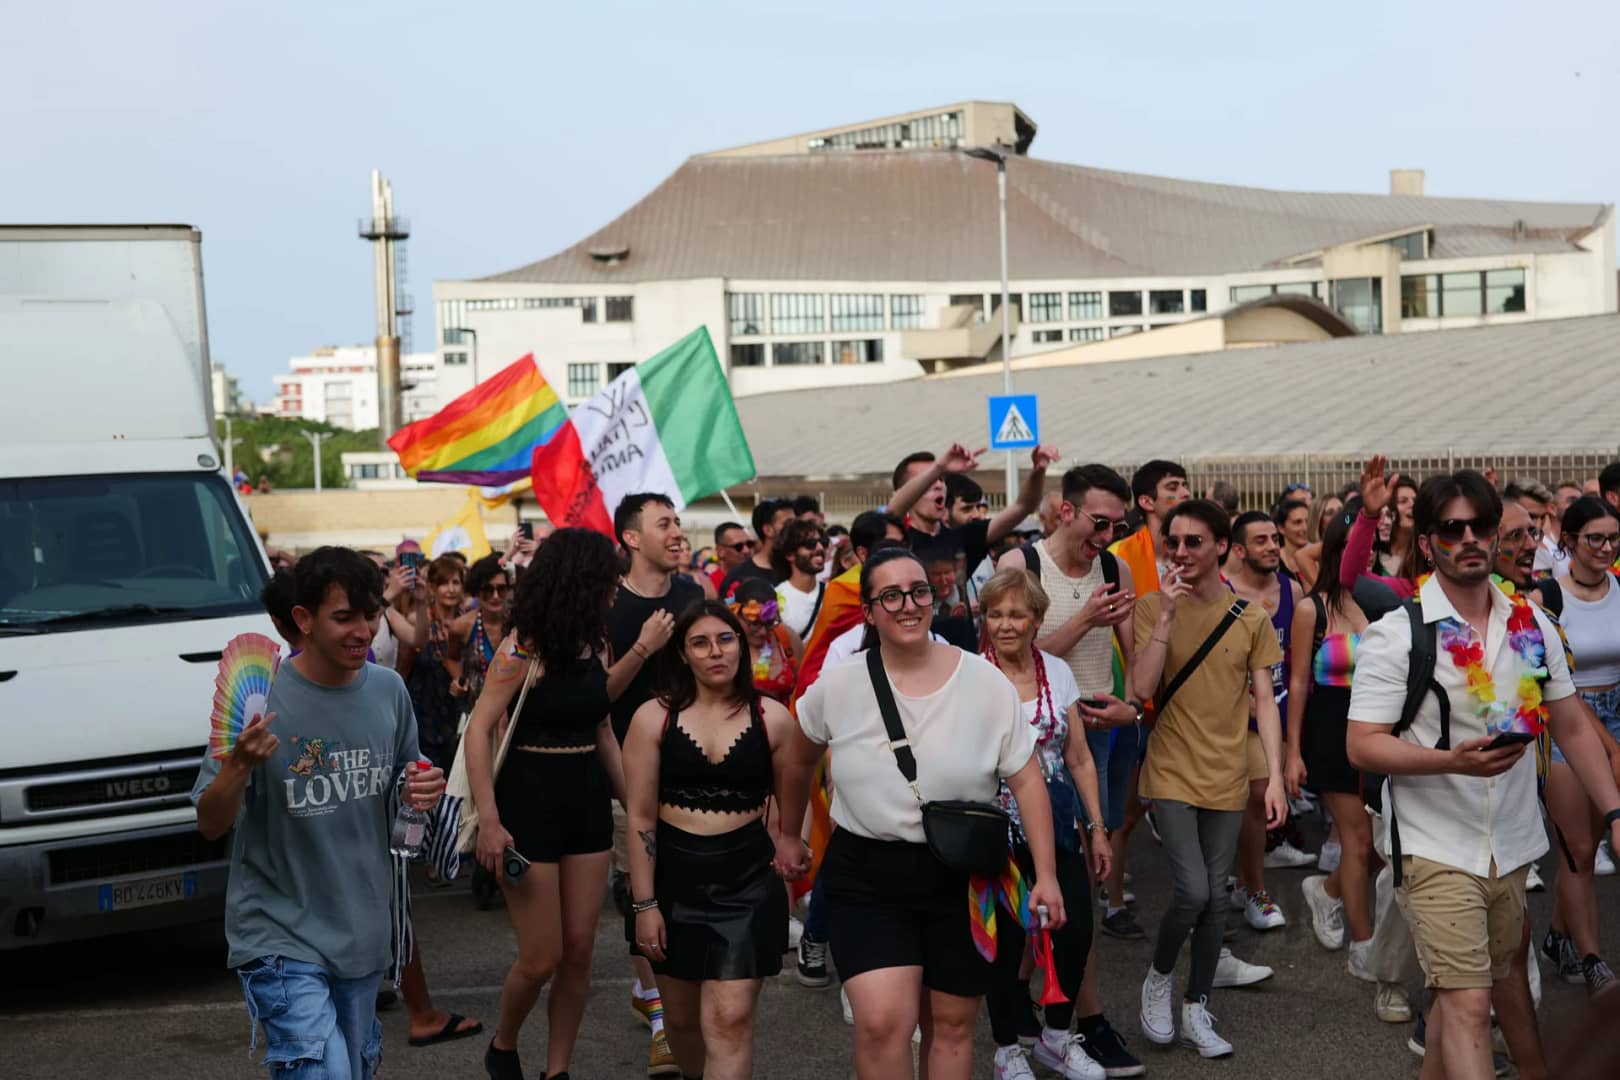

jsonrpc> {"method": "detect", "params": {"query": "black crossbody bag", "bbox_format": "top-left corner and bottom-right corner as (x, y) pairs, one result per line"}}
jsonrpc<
(865, 648), (1011, 877)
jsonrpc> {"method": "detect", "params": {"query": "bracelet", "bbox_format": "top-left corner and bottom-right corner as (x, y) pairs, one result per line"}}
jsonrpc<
(1605, 808), (1620, 829)
(631, 897), (658, 914)
(1151, 637), (1170, 646)
(1086, 821), (1106, 832)
(631, 643), (649, 660)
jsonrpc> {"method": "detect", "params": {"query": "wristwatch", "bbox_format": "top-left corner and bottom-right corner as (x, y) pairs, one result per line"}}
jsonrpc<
(1126, 699), (1145, 724)
(1605, 808), (1620, 830)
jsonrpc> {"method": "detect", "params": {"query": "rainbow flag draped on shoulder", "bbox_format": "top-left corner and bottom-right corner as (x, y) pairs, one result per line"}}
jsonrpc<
(387, 354), (567, 485)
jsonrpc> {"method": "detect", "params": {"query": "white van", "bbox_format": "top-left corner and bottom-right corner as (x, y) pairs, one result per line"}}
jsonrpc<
(0, 225), (273, 947)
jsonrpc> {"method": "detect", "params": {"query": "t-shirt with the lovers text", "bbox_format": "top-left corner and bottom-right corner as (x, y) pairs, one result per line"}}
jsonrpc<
(190, 661), (419, 978)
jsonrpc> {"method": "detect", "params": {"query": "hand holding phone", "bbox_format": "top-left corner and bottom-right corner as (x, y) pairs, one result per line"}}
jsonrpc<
(1483, 731), (1535, 752)
(502, 845), (531, 884)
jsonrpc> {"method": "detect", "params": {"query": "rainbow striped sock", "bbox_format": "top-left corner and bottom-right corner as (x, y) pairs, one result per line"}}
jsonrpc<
(646, 994), (665, 1035)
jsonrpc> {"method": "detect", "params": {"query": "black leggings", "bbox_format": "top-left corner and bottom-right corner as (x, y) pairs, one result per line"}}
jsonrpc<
(987, 844), (1094, 1045)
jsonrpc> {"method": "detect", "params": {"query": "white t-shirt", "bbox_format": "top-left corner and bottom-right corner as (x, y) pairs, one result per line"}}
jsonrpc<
(797, 648), (1035, 843)
(1533, 534), (1569, 577)
(776, 579), (823, 639)
(999, 651), (1083, 841)
(822, 623), (948, 672)
(371, 615), (398, 672)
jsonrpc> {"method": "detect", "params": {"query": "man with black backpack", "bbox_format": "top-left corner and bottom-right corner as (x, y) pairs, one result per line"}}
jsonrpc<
(1347, 471), (1620, 1080)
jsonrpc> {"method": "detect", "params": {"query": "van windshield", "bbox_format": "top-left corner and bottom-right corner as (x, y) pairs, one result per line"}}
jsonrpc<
(0, 473), (268, 633)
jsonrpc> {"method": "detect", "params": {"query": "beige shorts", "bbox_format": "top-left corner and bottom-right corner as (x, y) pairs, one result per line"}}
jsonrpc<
(1397, 856), (1528, 990)
(1245, 731), (1268, 783)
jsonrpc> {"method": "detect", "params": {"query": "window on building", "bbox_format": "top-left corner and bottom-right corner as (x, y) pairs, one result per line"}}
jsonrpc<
(949, 293), (986, 322)
(580, 299), (598, 323)
(771, 293), (825, 334)
(1401, 274), (1439, 319)
(890, 294), (925, 329)
(1031, 329), (1064, 343)
(1388, 232), (1428, 260)
(1485, 268), (1527, 314)
(442, 351), (468, 366)
(1109, 291), (1143, 317)
(1274, 281), (1321, 298)
(1069, 326), (1105, 342)
(1230, 284), (1273, 303)
(1068, 291), (1103, 320)
(830, 294), (884, 332)
(523, 297), (590, 310)
(1149, 290), (1185, 315)
(807, 109), (964, 152)
(772, 341), (824, 366)
(604, 296), (634, 322)
(466, 298), (521, 312)
(438, 299), (466, 337)
(1109, 325), (1142, 338)
(1331, 277), (1383, 334)
(351, 463), (384, 480)
(730, 344), (765, 368)
(606, 362), (635, 381)
(728, 293), (766, 336)
(991, 294), (1023, 319)
(831, 339), (883, 364)
(1441, 272), (1483, 317)
(566, 363), (599, 398)
(1027, 292), (1063, 323)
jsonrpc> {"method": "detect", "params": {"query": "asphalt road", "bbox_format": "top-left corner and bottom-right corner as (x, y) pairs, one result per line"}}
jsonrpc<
(3, 817), (1615, 1080)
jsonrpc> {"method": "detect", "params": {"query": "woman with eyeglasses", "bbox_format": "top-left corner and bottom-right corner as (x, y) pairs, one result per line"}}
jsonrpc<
(728, 577), (801, 703)
(449, 555), (514, 708)
(621, 600), (794, 1080)
(1543, 496), (1620, 993)
(398, 555), (470, 768)
(775, 547), (1066, 1080)
(463, 529), (629, 1080)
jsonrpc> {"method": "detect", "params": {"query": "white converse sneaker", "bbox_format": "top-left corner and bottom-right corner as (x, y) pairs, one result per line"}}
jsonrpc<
(1032, 1029), (1108, 1079)
(1301, 874), (1345, 950)
(994, 1044), (1037, 1080)
(1179, 997), (1233, 1058)
(1375, 981), (1412, 1023)
(1264, 840), (1315, 869)
(1597, 840), (1617, 878)
(1139, 967), (1175, 1045)
(1212, 947), (1273, 988)
(1245, 888), (1286, 931)
(1347, 939), (1376, 983)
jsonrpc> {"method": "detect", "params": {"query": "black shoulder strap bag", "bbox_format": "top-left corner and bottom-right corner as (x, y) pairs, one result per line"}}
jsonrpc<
(865, 648), (1011, 877)
(1153, 599), (1250, 715)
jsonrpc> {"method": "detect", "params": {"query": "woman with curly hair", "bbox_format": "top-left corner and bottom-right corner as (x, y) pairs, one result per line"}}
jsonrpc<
(462, 528), (629, 1080)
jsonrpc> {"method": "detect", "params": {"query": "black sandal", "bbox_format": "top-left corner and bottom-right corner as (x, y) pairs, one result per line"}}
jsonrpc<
(408, 1013), (484, 1047)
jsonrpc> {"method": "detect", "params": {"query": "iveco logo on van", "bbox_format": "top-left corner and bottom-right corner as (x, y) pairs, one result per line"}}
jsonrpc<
(107, 776), (172, 799)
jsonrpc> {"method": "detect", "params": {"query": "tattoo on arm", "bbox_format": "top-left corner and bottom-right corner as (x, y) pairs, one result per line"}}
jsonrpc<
(637, 829), (656, 860)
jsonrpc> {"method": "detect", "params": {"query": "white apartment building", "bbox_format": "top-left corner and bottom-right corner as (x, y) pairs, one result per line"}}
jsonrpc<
(210, 362), (243, 415)
(271, 345), (438, 430)
(433, 101), (1616, 404)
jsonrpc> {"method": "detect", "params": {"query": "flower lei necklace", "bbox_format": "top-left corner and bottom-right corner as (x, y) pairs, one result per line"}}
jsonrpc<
(986, 643), (1060, 747)
(1416, 574), (1548, 736)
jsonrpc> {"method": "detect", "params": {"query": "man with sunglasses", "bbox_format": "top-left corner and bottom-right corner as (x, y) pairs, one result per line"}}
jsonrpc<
(719, 498), (793, 599)
(711, 521), (753, 592)
(1348, 471), (1620, 1080)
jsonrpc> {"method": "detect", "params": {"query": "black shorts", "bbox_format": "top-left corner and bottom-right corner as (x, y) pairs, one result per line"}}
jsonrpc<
(821, 830), (1015, 998)
(1302, 686), (1361, 796)
(494, 749), (612, 863)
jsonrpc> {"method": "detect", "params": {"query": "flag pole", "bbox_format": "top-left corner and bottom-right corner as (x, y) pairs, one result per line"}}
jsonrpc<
(718, 489), (741, 517)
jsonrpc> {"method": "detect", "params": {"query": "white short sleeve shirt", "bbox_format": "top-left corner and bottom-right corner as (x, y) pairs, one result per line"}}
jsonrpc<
(1348, 575), (1575, 876)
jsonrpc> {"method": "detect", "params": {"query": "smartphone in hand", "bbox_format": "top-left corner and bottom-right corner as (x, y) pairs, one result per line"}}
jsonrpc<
(1482, 731), (1534, 752)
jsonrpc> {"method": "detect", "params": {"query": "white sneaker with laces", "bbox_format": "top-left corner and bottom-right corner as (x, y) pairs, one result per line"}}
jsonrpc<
(788, 915), (803, 949)
(1139, 967), (1175, 1045)
(1597, 841), (1617, 878)
(1347, 939), (1376, 983)
(1212, 948), (1274, 988)
(1179, 997), (1233, 1058)
(1032, 1030), (1107, 1079)
(1228, 884), (1247, 912)
(994, 1044), (1037, 1080)
(1318, 839), (1342, 873)
(1264, 840), (1316, 869)
(1301, 874), (1345, 951)
(1526, 862), (1546, 892)
(1245, 888), (1286, 931)
(1375, 981), (1412, 1023)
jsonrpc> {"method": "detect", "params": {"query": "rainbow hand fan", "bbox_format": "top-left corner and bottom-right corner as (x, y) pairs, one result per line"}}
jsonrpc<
(209, 633), (283, 759)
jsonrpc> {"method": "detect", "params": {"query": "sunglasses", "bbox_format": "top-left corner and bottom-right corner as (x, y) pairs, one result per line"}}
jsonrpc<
(1166, 535), (1209, 551)
(482, 582), (512, 598)
(724, 540), (754, 553)
(1433, 517), (1499, 544)
(870, 584), (935, 612)
(1579, 532), (1620, 552)
(1078, 511), (1126, 538)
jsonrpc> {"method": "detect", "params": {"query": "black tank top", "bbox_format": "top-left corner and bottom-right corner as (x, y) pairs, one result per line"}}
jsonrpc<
(510, 659), (609, 749)
(659, 702), (773, 814)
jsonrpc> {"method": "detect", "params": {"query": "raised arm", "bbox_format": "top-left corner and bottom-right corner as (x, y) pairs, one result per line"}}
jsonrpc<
(887, 443), (983, 520)
(987, 445), (1060, 544)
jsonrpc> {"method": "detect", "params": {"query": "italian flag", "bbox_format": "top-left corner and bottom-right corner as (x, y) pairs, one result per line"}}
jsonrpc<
(530, 327), (755, 535)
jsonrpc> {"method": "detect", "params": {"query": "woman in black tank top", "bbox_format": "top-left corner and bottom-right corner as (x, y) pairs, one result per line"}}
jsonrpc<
(461, 529), (627, 1080)
(621, 600), (796, 1080)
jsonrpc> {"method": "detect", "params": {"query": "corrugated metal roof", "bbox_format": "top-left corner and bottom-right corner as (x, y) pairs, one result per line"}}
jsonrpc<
(481, 151), (1607, 285)
(733, 315), (1620, 478)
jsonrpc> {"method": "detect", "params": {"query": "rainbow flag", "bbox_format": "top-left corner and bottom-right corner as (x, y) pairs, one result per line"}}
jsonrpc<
(388, 354), (566, 485)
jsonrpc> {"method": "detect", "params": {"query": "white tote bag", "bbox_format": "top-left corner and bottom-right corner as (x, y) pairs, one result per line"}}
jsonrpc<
(446, 657), (539, 854)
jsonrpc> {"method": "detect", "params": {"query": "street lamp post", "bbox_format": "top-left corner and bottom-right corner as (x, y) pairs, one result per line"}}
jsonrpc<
(964, 144), (1017, 502)
(301, 430), (334, 493)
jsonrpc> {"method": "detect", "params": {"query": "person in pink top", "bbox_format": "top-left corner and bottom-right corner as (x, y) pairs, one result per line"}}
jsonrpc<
(1340, 456), (1427, 601)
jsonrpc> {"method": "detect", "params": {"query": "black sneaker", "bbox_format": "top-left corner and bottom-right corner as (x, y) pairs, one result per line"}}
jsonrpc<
(1583, 954), (1616, 996)
(1076, 1015), (1145, 1078)
(1542, 928), (1584, 984)
(1099, 908), (1146, 941)
(796, 935), (830, 988)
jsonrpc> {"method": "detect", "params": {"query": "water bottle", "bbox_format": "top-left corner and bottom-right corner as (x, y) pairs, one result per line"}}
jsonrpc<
(389, 760), (431, 858)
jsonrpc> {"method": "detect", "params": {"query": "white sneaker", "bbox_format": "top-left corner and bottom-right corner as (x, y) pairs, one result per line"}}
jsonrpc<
(840, 985), (853, 1025)
(1375, 981), (1412, 1023)
(1139, 967), (1175, 1045)
(1302, 874), (1345, 950)
(1032, 1030), (1108, 1079)
(1245, 888), (1286, 931)
(1228, 884), (1247, 912)
(1318, 839), (1342, 873)
(994, 1044), (1038, 1080)
(1347, 939), (1376, 983)
(1179, 997), (1233, 1058)
(1264, 840), (1316, 869)
(1526, 862), (1546, 892)
(1289, 791), (1317, 817)
(788, 915), (804, 950)
(1099, 883), (1136, 906)
(1212, 947), (1273, 988)
(1597, 841), (1617, 877)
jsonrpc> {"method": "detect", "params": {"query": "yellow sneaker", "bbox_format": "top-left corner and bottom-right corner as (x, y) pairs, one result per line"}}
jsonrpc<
(648, 1029), (679, 1077)
(630, 987), (653, 1030)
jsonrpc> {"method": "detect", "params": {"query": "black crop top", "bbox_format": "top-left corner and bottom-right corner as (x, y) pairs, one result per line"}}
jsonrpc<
(659, 703), (773, 813)
(510, 659), (609, 749)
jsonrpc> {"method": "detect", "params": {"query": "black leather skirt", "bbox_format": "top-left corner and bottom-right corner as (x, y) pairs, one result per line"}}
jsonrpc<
(649, 819), (786, 981)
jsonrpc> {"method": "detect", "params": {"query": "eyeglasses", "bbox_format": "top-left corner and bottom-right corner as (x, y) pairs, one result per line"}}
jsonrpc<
(1499, 526), (1544, 546)
(870, 584), (935, 612)
(1579, 532), (1620, 552)
(1166, 535), (1208, 551)
(688, 631), (739, 651)
(1433, 517), (1499, 544)
(724, 540), (754, 553)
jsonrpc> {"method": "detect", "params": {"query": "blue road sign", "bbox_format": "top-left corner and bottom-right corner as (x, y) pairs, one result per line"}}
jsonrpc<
(988, 394), (1039, 450)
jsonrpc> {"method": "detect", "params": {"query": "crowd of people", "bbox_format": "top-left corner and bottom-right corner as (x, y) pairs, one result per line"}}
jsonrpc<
(192, 447), (1620, 1080)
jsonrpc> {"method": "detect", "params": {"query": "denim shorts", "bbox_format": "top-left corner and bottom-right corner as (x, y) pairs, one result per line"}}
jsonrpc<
(238, 955), (383, 1079)
(1084, 723), (1144, 831)
(1551, 686), (1620, 765)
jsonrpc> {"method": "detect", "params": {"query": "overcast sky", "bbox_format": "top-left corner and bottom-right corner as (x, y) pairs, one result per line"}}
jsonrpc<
(8, 1), (1616, 402)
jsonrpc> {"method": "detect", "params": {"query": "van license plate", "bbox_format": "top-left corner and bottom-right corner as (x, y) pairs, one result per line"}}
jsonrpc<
(98, 872), (197, 912)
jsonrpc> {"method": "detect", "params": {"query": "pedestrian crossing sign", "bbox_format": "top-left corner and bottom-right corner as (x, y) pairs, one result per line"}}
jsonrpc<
(988, 394), (1039, 450)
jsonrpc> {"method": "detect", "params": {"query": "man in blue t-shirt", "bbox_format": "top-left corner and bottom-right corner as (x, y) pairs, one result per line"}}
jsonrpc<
(193, 547), (445, 1079)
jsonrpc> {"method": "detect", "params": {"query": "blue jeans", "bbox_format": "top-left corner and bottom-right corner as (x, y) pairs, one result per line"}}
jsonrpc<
(1551, 687), (1620, 764)
(238, 956), (383, 1079)
(1086, 723), (1144, 831)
